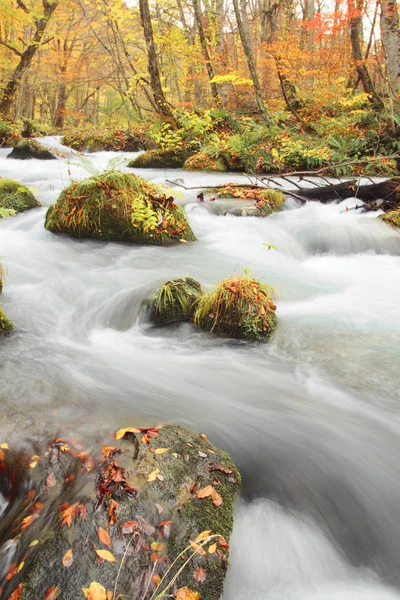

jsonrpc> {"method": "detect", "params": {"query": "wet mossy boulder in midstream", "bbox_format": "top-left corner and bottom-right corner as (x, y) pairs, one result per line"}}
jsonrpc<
(382, 207), (400, 228)
(208, 185), (284, 217)
(0, 425), (240, 600)
(128, 148), (195, 169)
(44, 171), (196, 245)
(61, 127), (155, 152)
(0, 179), (41, 217)
(7, 139), (56, 160)
(194, 276), (278, 341)
(0, 305), (13, 334)
(183, 150), (227, 173)
(147, 277), (204, 326)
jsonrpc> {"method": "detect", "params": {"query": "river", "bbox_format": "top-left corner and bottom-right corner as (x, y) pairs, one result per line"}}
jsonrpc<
(1, 137), (400, 599)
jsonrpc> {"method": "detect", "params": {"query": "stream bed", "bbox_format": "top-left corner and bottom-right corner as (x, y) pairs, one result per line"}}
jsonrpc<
(1, 137), (400, 599)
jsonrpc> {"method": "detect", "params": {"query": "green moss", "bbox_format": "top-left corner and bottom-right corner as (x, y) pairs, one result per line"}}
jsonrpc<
(184, 150), (227, 172)
(128, 148), (193, 169)
(7, 139), (56, 160)
(44, 171), (196, 245)
(194, 276), (278, 341)
(61, 127), (154, 152)
(0, 179), (41, 216)
(147, 277), (203, 325)
(0, 306), (13, 334)
(214, 185), (284, 217)
(382, 208), (400, 228)
(0, 120), (21, 147)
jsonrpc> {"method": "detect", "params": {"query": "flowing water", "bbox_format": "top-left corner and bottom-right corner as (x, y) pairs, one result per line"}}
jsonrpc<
(1, 137), (400, 598)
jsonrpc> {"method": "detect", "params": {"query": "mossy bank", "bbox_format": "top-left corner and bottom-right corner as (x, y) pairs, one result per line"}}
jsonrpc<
(0, 179), (41, 217)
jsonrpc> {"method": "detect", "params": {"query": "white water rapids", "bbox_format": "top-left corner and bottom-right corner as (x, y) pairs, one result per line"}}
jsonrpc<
(1, 137), (400, 598)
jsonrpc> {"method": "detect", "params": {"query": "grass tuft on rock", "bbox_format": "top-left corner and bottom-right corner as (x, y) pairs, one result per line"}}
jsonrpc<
(0, 179), (41, 216)
(184, 149), (227, 172)
(0, 306), (14, 334)
(44, 171), (196, 245)
(7, 139), (56, 160)
(128, 148), (194, 169)
(194, 276), (278, 341)
(382, 208), (400, 228)
(148, 277), (203, 325)
(214, 185), (284, 217)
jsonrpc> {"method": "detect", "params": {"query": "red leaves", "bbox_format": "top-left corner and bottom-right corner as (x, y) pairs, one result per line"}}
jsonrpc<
(8, 584), (22, 600)
(122, 521), (137, 535)
(98, 527), (111, 548)
(193, 567), (206, 584)
(44, 587), (60, 600)
(196, 485), (223, 507)
(175, 588), (200, 600)
(158, 520), (172, 539)
(46, 472), (56, 488)
(59, 502), (87, 528)
(207, 463), (233, 475)
(62, 549), (73, 568)
(108, 499), (119, 525)
(137, 516), (156, 536)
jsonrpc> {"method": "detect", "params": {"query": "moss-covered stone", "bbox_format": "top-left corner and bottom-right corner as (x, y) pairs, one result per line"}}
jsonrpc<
(61, 127), (155, 152)
(44, 171), (196, 245)
(382, 208), (400, 228)
(147, 277), (203, 325)
(0, 119), (21, 147)
(7, 139), (56, 160)
(0, 179), (41, 216)
(212, 185), (284, 217)
(1, 425), (240, 600)
(184, 150), (227, 172)
(194, 276), (278, 341)
(0, 306), (13, 334)
(128, 148), (195, 169)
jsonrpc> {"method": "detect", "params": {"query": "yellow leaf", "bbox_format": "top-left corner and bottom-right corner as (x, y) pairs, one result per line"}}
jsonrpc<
(31, 455), (41, 461)
(194, 530), (211, 543)
(147, 468), (160, 482)
(95, 549), (116, 562)
(150, 541), (164, 552)
(62, 549), (74, 568)
(175, 587), (200, 600)
(29, 540), (39, 547)
(17, 561), (24, 572)
(154, 448), (170, 454)
(82, 582), (107, 600)
(115, 427), (140, 440)
(1, 443), (9, 449)
(208, 543), (217, 554)
(29, 461), (37, 469)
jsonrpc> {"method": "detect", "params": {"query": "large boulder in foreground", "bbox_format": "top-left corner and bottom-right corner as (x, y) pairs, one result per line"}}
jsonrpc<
(194, 276), (278, 341)
(147, 277), (203, 325)
(0, 179), (41, 217)
(44, 172), (196, 245)
(0, 425), (240, 600)
(128, 148), (195, 169)
(7, 139), (56, 160)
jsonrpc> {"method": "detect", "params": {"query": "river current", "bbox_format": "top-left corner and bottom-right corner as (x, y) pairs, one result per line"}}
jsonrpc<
(1, 137), (400, 599)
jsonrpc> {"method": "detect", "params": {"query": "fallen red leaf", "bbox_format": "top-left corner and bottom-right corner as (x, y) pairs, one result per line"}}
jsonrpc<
(62, 549), (73, 568)
(44, 586), (60, 600)
(193, 567), (207, 584)
(98, 527), (111, 548)
(8, 584), (22, 600)
(46, 472), (56, 488)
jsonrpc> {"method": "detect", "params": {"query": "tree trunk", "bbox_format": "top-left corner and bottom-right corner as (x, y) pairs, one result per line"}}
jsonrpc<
(348, 0), (384, 108)
(232, 0), (270, 124)
(192, 0), (221, 104)
(138, 0), (174, 118)
(380, 0), (400, 97)
(0, 0), (58, 119)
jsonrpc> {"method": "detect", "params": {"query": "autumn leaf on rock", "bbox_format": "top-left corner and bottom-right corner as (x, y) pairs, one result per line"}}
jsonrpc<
(154, 447), (170, 454)
(62, 549), (73, 568)
(46, 472), (56, 488)
(108, 499), (119, 525)
(98, 527), (111, 548)
(175, 587), (200, 600)
(115, 427), (140, 440)
(194, 530), (211, 543)
(95, 549), (116, 562)
(196, 485), (223, 506)
(122, 520), (137, 535)
(208, 543), (217, 554)
(193, 567), (207, 583)
(82, 582), (107, 600)
(218, 535), (230, 549)
(44, 586), (60, 600)
(150, 541), (164, 552)
(189, 541), (206, 557)
(147, 468), (160, 482)
(8, 584), (22, 600)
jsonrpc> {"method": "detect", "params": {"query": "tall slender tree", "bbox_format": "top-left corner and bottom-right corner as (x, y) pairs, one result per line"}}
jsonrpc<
(380, 0), (400, 97)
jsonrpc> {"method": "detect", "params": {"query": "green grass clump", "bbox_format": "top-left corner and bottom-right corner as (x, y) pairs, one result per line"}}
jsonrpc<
(7, 139), (56, 160)
(148, 277), (203, 325)
(0, 306), (13, 334)
(194, 276), (278, 341)
(213, 185), (284, 217)
(44, 171), (196, 245)
(184, 149), (227, 172)
(128, 148), (194, 169)
(62, 127), (154, 152)
(382, 208), (400, 228)
(0, 179), (41, 216)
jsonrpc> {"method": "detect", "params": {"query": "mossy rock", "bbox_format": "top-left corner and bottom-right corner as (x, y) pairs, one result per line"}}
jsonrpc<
(0, 179), (41, 216)
(184, 150), (227, 173)
(61, 127), (155, 152)
(147, 277), (204, 326)
(194, 276), (278, 341)
(0, 120), (21, 147)
(212, 185), (284, 217)
(382, 208), (400, 228)
(128, 148), (195, 169)
(1, 425), (240, 600)
(7, 139), (56, 160)
(44, 171), (196, 245)
(0, 306), (13, 334)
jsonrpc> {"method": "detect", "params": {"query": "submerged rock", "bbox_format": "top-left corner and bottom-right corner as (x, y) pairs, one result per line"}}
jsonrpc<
(194, 276), (278, 341)
(147, 277), (203, 325)
(7, 139), (56, 160)
(0, 179), (41, 217)
(128, 148), (194, 169)
(0, 306), (13, 334)
(184, 150), (227, 173)
(0, 425), (240, 600)
(44, 171), (196, 245)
